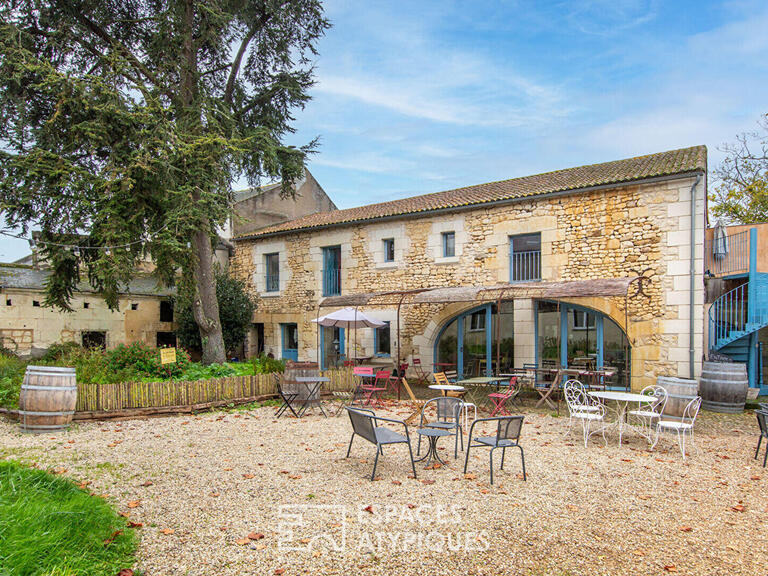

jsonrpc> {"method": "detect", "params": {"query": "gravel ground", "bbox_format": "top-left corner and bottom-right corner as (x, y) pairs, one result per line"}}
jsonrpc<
(1, 401), (766, 576)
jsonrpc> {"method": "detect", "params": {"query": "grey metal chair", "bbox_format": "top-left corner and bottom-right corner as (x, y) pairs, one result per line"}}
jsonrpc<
(755, 410), (768, 467)
(273, 373), (299, 419)
(417, 397), (464, 458)
(344, 407), (418, 480)
(463, 416), (526, 484)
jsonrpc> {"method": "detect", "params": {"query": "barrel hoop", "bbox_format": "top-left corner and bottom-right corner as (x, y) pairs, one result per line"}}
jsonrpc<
(19, 424), (68, 430)
(20, 385), (78, 391)
(18, 410), (75, 416)
(666, 392), (699, 399)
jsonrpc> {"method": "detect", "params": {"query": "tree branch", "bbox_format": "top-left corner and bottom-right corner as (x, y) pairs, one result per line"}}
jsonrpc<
(71, 12), (174, 101)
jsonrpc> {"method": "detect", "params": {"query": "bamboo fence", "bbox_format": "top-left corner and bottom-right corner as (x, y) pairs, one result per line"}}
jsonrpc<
(75, 368), (357, 413)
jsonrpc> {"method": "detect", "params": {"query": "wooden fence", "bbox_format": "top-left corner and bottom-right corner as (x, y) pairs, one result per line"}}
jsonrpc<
(74, 368), (357, 413)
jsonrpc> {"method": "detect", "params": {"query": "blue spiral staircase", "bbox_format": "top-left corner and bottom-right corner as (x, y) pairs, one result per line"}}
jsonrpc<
(707, 227), (768, 392)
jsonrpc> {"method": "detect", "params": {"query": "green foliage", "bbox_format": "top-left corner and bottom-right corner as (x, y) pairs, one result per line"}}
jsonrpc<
(251, 353), (285, 374)
(0, 460), (137, 575)
(711, 114), (768, 223)
(178, 361), (253, 381)
(41, 342), (87, 364)
(0, 354), (26, 408)
(176, 271), (257, 355)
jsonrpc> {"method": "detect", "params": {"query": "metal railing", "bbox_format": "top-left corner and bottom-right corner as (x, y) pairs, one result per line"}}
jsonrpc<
(708, 282), (748, 350)
(323, 268), (341, 296)
(511, 250), (541, 282)
(265, 273), (279, 292)
(705, 230), (749, 277)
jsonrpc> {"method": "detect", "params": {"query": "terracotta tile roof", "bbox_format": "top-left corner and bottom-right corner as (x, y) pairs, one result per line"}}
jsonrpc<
(236, 145), (706, 240)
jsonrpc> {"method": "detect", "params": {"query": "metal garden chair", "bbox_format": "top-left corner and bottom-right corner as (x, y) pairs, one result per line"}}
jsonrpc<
(417, 396), (463, 458)
(344, 407), (418, 480)
(651, 396), (702, 460)
(463, 415), (526, 484)
(755, 410), (768, 467)
(628, 385), (668, 441)
(273, 373), (299, 419)
(563, 379), (606, 447)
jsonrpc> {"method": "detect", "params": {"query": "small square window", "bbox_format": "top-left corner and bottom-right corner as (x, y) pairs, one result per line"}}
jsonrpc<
(442, 232), (456, 258)
(131, 303), (139, 311)
(83, 302), (90, 309)
(383, 238), (395, 262)
(32, 300), (40, 307)
(5, 299), (11, 306)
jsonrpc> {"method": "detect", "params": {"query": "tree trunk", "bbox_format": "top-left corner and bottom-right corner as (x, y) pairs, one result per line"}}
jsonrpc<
(192, 226), (226, 364)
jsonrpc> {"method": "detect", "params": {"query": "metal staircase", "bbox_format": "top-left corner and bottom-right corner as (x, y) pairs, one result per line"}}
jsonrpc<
(708, 272), (768, 389)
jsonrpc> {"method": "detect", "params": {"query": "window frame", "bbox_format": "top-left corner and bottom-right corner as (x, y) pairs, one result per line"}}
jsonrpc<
(509, 232), (542, 282)
(382, 238), (395, 263)
(442, 231), (456, 258)
(265, 252), (280, 292)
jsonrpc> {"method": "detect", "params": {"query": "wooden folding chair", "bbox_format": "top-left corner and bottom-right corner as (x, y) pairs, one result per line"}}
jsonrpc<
(400, 378), (426, 425)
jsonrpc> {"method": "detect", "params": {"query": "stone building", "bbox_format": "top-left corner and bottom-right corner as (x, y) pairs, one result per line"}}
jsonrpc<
(232, 146), (708, 391)
(0, 265), (175, 356)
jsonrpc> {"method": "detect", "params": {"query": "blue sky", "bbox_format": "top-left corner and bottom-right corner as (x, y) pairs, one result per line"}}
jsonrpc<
(2, 0), (767, 260)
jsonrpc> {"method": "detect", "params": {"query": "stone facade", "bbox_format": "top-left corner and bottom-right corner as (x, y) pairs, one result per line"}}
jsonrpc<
(232, 174), (706, 391)
(0, 267), (175, 356)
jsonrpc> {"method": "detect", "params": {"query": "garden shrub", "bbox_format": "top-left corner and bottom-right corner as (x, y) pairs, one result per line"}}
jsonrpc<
(251, 354), (285, 374)
(0, 354), (27, 408)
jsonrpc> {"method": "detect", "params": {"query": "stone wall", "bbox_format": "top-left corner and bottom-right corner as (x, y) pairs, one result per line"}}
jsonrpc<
(0, 289), (175, 355)
(232, 175), (706, 390)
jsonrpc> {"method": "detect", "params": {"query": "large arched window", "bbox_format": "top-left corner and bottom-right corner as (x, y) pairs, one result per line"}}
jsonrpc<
(536, 301), (631, 389)
(434, 302), (514, 376)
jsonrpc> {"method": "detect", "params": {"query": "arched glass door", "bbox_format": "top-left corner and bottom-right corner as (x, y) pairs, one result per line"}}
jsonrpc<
(536, 301), (630, 389)
(434, 303), (514, 377)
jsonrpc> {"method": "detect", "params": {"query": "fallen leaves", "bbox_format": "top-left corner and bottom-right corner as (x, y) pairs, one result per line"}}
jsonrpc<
(663, 565), (678, 573)
(160, 528), (174, 535)
(235, 538), (250, 546)
(242, 473), (256, 479)
(463, 473), (477, 480)
(103, 530), (123, 547)
(248, 532), (265, 540)
(391, 480), (402, 485)
(126, 500), (141, 509)
(127, 521), (143, 528)
(679, 526), (693, 532)
(140, 481), (153, 487)
(731, 504), (746, 512)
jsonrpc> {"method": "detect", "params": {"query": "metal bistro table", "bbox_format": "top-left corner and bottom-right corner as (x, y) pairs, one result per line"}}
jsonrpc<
(294, 376), (330, 417)
(456, 376), (507, 407)
(588, 390), (653, 445)
(428, 384), (465, 397)
(415, 428), (451, 467)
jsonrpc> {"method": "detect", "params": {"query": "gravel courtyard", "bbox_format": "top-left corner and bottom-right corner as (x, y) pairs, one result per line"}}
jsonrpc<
(1, 403), (766, 576)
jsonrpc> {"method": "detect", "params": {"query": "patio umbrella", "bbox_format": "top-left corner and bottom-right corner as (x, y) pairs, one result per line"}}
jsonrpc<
(312, 307), (386, 365)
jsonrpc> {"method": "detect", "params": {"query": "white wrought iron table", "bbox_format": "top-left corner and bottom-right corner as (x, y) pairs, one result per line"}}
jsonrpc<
(588, 390), (653, 445)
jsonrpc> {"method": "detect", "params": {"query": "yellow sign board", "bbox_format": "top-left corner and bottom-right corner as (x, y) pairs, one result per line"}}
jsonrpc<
(160, 348), (177, 365)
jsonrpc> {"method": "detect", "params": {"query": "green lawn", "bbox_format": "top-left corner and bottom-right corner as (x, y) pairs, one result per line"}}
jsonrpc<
(0, 460), (137, 576)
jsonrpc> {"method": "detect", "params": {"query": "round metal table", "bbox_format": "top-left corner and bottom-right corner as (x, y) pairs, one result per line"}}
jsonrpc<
(588, 390), (653, 445)
(415, 428), (451, 467)
(428, 384), (465, 397)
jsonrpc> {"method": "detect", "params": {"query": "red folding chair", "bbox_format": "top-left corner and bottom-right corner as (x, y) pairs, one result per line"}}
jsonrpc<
(412, 358), (430, 382)
(488, 377), (520, 416)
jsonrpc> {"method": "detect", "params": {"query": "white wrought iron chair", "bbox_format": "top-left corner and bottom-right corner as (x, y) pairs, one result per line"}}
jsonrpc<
(628, 385), (668, 442)
(563, 379), (606, 448)
(651, 396), (702, 460)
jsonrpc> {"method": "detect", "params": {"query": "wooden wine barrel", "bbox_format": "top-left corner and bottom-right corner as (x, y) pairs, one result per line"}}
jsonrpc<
(18, 366), (77, 433)
(657, 376), (698, 419)
(283, 361), (320, 402)
(699, 361), (748, 413)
